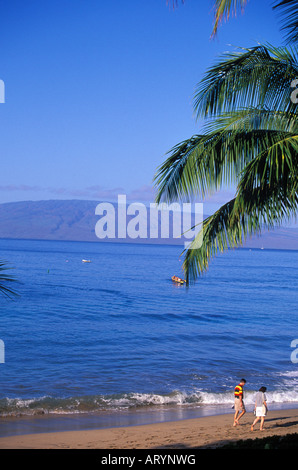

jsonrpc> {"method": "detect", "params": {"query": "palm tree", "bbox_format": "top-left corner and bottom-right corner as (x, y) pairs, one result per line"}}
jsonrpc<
(154, 41), (298, 283)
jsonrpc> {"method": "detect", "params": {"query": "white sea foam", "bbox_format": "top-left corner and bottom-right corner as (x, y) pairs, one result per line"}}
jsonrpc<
(198, 389), (298, 406)
(278, 370), (298, 378)
(2, 387), (298, 417)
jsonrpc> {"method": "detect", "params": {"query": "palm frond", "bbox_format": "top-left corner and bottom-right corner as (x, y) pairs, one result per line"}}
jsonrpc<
(181, 128), (298, 284)
(211, 0), (248, 38)
(210, 0), (298, 43)
(194, 44), (298, 119)
(154, 134), (211, 204)
(273, 0), (298, 44)
(166, 0), (185, 9)
(154, 107), (297, 205)
(237, 134), (298, 195)
(183, 182), (297, 284)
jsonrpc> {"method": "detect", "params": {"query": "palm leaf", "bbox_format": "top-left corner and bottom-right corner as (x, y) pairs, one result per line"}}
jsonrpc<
(194, 44), (298, 119)
(154, 107), (297, 204)
(166, 0), (185, 8)
(155, 106), (298, 283)
(274, 0), (298, 44)
(183, 183), (297, 284)
(210, 0), (298, 42)
(211, 0), (248, 37)
(181, 125), (298, 284)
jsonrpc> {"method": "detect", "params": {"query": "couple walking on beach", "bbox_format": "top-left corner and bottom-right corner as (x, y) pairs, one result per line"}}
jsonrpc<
(233, 379), (268, 431)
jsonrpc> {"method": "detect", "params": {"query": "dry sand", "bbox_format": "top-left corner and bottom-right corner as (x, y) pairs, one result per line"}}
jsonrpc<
(0, 408), (298, 449)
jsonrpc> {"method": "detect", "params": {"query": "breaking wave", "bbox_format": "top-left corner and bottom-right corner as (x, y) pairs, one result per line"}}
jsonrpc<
(2, 387), (298, 417)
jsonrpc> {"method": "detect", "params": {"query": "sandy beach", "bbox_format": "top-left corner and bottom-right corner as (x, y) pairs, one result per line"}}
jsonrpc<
(0, 408), (298, 449)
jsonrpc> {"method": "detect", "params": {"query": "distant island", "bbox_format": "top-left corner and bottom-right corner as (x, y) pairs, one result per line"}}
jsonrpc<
(0, 199), (297, 250)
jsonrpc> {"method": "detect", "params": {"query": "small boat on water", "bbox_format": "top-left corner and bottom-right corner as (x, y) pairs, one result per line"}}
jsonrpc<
(82, 259), (91, 263)
(171, 275), (186, 284)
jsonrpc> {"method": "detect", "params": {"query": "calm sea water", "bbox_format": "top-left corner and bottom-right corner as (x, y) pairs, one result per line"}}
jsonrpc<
(0, 238), (298, 433)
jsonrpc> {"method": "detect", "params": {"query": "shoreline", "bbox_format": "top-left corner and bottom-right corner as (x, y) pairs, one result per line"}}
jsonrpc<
(0, 403), (238, 439)
(1, 401), (297, 439)
(1, 407), (298, 449)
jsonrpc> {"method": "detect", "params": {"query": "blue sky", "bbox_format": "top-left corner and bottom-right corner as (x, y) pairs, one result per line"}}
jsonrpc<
(0, 0), (284, 213)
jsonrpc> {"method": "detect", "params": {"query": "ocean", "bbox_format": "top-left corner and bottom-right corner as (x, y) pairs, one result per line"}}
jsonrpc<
(0, 238), (298, 436)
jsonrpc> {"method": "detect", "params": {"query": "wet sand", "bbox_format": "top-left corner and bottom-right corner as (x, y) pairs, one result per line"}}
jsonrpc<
(0, 408), (298, 449)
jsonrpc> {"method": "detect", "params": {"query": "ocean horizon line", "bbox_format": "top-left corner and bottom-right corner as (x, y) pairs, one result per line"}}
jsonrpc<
(0, 236), (298, 252)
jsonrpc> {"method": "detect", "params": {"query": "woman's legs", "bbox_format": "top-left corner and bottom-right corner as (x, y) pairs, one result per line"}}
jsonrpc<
(251, 416), (260, 431)
(251, 416), (265, 431)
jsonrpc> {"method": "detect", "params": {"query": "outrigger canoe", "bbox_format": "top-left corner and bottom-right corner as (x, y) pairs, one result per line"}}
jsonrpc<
(171, 275), (186, 284)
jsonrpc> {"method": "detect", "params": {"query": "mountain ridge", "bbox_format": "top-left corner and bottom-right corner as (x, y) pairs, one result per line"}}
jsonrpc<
(0, 199), (297, 250)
